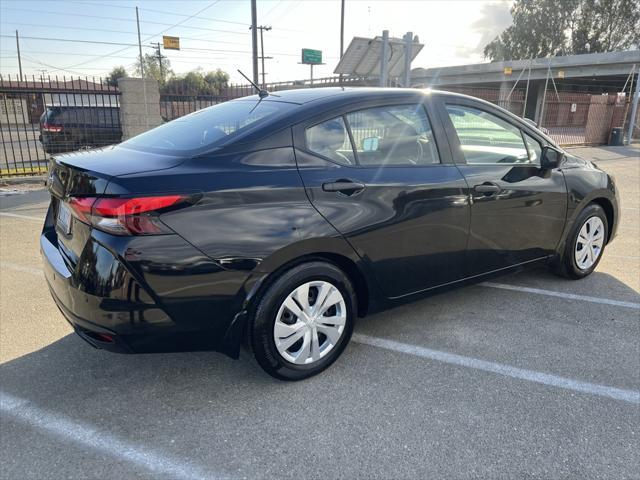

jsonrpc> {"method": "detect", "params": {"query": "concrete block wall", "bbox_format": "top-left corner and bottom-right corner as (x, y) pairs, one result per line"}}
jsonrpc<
(117, 77), (163, 140)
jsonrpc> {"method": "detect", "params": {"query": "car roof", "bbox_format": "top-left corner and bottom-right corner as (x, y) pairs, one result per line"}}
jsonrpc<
(235, 87), (436, 105)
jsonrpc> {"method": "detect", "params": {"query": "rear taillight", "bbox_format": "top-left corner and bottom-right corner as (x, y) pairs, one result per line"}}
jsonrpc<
(67, 195), (188, 235)
(42, 122), (64, 133)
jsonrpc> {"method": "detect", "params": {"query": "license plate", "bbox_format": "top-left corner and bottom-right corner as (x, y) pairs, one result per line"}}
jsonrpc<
(57, 202), (72, 235)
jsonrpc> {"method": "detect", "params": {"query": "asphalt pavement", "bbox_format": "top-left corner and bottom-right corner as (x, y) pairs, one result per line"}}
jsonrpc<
(0, 145), (638, 479)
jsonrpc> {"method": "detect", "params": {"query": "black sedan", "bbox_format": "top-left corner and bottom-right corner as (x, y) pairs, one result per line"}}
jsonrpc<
(41, 88), (619, 380)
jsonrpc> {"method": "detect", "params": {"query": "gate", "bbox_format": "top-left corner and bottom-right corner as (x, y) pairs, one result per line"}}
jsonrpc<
(0, 74), (121, 178)
(539, 92), (632, 146)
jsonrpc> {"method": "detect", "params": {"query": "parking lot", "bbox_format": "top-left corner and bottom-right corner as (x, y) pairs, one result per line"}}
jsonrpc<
(0, 145), (638, 479)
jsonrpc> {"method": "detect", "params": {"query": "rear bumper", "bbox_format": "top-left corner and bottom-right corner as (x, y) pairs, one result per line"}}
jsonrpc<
(48, 283), (132, 353)
(41, 223), (255, 357)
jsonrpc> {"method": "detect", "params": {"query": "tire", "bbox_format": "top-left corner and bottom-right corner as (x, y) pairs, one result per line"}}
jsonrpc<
(555, 203), (608, 280)
(249, 261), (356, 381)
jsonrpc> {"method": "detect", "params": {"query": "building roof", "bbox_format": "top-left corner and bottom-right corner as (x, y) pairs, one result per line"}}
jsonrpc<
(411, 50), (640, 87)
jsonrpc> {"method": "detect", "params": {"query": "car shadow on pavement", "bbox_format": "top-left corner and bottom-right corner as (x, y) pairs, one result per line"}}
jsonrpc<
(0, 333), (277, 406)
(1, 267), (638, 407)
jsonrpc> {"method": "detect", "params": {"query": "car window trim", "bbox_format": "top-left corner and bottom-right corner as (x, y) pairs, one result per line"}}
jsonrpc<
(342, 114), (360, 166)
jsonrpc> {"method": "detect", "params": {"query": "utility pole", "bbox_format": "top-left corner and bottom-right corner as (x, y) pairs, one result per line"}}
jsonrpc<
(628, 69), (639, 145)
(250, 0), (259, 86)
(339, 0), (345, 84)
(135, 6), (149, 128)
(151, 42), (165, 83)
(253, 25), (272, 88)
(15, 30), (23, 82)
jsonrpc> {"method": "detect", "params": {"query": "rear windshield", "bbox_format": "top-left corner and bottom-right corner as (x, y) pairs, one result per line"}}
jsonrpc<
(122, 100), (295, 154)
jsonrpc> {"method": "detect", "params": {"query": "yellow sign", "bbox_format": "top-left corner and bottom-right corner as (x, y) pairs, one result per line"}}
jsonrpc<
(558, 70), (565, 79)
(503, 66), (512, 75)
(163, 36), (180, 50)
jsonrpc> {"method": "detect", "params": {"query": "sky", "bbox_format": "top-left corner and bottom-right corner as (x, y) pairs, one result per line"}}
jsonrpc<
(0, 0), (513, 84)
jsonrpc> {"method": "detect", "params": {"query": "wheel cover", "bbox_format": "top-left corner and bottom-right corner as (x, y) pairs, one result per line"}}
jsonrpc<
(575, 216), (605, 270)
(273, 280), (347, 365)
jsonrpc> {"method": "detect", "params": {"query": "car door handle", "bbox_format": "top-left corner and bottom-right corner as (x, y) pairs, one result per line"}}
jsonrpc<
(322, 180), (366, 195)
(473, 183), (501, 195)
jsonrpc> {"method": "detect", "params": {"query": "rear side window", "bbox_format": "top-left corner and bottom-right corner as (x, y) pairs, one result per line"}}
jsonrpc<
(446, 105), (531, 164)
(346, 105), (440, 166)
(305, 117), (355, 165)
(123, 100), (295, 154)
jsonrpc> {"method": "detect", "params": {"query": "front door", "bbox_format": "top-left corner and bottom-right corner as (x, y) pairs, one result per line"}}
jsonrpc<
(437, 98), (567, 275)
(294, 101), (470, 298)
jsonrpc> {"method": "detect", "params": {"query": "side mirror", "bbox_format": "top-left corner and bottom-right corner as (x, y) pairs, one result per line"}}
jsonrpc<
(361, 137), (379, 152)
(541, 146), (564, 169)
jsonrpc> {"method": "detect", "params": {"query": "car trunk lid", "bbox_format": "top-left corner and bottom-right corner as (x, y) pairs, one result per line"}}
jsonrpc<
(47, 146), (187, 268)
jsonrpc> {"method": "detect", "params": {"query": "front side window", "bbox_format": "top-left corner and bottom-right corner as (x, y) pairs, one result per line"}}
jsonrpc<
(346, 105), (440, 166)
(305, 117), (355, 165)
(446, 105), (532, 165)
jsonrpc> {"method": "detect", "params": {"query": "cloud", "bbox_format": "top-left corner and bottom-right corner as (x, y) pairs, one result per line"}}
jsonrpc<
(470, 1), (513, 54)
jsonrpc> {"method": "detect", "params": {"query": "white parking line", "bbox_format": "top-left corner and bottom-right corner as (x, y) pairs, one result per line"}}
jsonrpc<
(0, 391), (218, 480)
(0, 212), (43, 221)
(480, 282), (640, 310)
(352, 334), (640, 405)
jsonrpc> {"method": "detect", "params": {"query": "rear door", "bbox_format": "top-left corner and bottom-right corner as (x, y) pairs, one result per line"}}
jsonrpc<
(435, 96), (567, 275)
(294, 97), (470, 299)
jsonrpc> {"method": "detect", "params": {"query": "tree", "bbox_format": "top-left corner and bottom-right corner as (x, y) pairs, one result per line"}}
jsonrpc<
(484, 0), (640, 61)
(161, 69), (230, 95)
(134, 53), (173, 83)
(106, 66), (128, 86)
(204, 69), (230, 94)
(570, 0), (640, 54)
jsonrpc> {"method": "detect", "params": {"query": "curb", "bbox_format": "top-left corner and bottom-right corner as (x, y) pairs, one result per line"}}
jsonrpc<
(0, 176), (47, 186)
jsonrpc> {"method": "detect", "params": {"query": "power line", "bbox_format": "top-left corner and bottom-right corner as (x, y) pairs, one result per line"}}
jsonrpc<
(0, 21), (251, 46)
(1, 7), (250, 36)
(8, 2), (224, 75)
(2, 49), (247, 62)
(0, 35), (338, 59)
(67, 1), (251, 27)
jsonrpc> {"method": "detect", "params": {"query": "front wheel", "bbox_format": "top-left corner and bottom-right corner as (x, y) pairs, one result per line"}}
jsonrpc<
(555, 204), (608, 279)
(249, 261), (356, 381)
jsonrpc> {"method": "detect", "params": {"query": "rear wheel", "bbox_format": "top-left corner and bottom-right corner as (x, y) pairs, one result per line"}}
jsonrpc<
(555, 204), (608, 279)
(250, 261), (356, 380)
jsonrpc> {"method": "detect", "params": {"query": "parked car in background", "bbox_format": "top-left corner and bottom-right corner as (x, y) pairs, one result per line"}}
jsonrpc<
(41, 88), (618, 380)
(39, 105), (122, 154)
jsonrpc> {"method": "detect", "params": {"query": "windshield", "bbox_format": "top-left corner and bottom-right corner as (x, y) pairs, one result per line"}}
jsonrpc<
(122, 100), (294, 154)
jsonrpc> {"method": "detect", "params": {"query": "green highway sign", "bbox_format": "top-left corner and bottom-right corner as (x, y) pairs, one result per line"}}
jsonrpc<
(301, 48), (322, 65)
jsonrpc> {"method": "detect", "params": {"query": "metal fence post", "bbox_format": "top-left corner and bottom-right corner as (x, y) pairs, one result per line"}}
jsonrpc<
(379, 30), (389, 88)
(627, 71), (639, 145)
